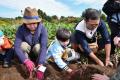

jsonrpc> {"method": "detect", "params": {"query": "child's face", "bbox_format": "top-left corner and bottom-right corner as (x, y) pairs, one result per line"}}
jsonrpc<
(59, 40), (69, 47)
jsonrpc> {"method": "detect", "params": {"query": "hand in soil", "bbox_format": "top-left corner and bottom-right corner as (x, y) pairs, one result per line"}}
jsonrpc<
(67, 68), (73, 73)
(92, 74), (110, 80)
(105, 60), (113, 67)
(65, 69), (79, 80)
(98, 60), (104, 66)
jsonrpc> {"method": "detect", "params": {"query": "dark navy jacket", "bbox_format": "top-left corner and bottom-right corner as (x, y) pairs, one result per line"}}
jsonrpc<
(75, 20), (111, 55)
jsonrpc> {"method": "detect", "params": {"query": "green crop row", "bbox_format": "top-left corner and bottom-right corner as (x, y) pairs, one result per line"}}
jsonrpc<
(0, 22), (75, 44)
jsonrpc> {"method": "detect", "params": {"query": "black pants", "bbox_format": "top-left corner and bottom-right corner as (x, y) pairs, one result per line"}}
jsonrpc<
(108, 21), (120, 54)
(0, 48), (14, 62)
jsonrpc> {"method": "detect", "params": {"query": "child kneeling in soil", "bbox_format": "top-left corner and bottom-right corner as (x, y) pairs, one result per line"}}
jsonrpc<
(46, 28), (80, 73)
(0, 30), (14, 68)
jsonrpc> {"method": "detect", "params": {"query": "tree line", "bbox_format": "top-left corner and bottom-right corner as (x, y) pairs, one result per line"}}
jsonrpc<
(0, 9), (107, 24)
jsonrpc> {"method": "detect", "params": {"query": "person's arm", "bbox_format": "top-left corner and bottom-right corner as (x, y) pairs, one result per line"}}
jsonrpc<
(52, 47), (72, 73)
(89, 52), (104, 66)
(98, 20), (112, 66)
(75, 30), (104, 66)
(14, 26), (28, 63)
(105, 44), (111, 62)
(92, 74), (110, 80)
(38, 26), (48, 65)
(114, 32), (120, 46)
(102, 0), (120, 16)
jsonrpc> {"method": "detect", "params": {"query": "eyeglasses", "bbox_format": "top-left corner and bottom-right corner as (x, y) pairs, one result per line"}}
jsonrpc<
(86, 19), (99, 30)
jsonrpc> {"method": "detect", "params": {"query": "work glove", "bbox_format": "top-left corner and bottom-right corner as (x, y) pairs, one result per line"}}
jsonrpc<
(36, 65), (46, 80)
(24, 59), (35, 72)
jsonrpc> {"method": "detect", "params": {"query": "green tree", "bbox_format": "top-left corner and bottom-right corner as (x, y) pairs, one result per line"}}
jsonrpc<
(38, 9), (47, 19)
(15, 16), (22, 20)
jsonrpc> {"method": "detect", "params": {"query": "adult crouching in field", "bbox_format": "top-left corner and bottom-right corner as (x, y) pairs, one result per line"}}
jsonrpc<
(14, 7), (48, 80)
(71, 8), (113, 67)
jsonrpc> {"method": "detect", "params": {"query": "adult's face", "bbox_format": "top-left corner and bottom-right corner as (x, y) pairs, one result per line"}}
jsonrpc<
(85, 19), (100, 30)
(25, 23), (38, 31)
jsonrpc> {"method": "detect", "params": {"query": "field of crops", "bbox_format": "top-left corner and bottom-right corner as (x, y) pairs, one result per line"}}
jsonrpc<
(0, 18), (120, 80)
(0, 21), (75, 44)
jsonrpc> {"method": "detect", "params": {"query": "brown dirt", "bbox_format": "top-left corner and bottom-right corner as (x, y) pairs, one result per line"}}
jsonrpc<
(0, 62), (116, 80)
(0, 64), (25, 80)
(44, 64), (116, 80)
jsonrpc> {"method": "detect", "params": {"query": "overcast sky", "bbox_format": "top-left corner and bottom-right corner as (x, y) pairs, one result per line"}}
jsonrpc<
(0, 0), (107, 18)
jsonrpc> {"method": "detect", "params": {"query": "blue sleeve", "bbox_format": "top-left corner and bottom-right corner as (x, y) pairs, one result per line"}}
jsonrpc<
(14, 26), (27, 63)
(75, 30), (92, 56)
(97, 20), (111, 44)
(51, 47), (67, 69)
(38, 26), (48, 64)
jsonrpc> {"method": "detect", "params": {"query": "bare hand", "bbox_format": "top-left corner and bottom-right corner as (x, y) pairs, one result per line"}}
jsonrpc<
(92, 74), (110, 80)
(105, 60), (113, 67)
(98, 60), (104, 66)
(113, 36), (120, 46)
(67, 68), (73, 73)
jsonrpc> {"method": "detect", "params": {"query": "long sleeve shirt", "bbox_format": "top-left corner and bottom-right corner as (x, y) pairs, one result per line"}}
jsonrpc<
(46, 39), (68, 69)
(14, 23), (48, 64)
(75, 20), (111, 55)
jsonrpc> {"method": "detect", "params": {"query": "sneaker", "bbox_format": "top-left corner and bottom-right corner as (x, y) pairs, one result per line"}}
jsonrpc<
(2, 61), (11, 68)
